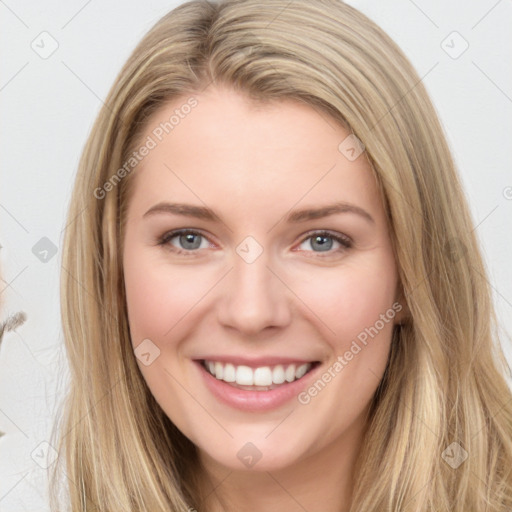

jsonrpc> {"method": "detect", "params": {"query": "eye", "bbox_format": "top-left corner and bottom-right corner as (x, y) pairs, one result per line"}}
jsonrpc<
(158, 229), (212, 253)
(296, 231), (352, 255)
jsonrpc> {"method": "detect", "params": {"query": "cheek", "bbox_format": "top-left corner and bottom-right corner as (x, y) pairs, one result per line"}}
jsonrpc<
(291, 254), (398, 350)
(123, 253), (212, 413)
(289, 257), (398, 440)
(124, 253), (212, 346)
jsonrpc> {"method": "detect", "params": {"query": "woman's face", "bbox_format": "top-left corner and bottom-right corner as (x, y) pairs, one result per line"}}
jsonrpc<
(123, 85), (403, 473)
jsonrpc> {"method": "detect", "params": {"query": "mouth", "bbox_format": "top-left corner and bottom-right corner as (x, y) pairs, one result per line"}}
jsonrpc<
(199, 359), (321, 391)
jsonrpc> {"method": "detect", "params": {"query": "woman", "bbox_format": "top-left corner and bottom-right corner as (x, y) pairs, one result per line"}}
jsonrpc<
(51, 0), (512, 510)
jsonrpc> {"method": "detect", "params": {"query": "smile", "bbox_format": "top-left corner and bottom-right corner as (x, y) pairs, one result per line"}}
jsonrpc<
(202, 359), (315, 390)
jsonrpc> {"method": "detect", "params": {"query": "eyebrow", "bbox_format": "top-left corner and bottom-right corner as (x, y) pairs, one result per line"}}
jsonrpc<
(144, 202), (218, 221)
(286, 203), (374, 224)
(143, 201), (375, 225)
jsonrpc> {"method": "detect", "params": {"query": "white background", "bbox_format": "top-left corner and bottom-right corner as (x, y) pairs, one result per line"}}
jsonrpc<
(1, 0), (511, 510)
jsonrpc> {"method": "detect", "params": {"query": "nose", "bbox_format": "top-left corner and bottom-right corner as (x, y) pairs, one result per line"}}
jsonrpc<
(216, 248), (292, 336)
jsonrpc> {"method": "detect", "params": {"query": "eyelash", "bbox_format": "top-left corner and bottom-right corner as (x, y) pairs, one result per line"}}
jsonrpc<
(156, 229), (352, 257)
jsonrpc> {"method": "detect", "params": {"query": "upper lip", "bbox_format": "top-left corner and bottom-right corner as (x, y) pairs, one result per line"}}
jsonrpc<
(194, 356), (319, 368)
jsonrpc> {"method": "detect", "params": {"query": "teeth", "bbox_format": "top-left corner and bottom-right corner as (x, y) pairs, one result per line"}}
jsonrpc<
(203, 360), (314, 387)
(236, 365), (254, 385)
(296, 363), (309, 379)
(272, 365), (286, 384)
(285, 364), (296, 382)
(214, 361), (223, 380)
(254, 367), (272, 386)
(223, 363), (236, 382)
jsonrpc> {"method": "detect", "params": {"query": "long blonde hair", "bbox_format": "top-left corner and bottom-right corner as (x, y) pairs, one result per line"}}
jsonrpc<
(51, 1), (512, 510)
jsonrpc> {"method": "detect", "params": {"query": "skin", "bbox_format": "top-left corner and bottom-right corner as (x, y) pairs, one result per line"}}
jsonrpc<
(123, 85), (405, 512)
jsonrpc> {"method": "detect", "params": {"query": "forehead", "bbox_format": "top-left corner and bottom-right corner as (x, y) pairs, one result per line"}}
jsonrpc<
(127, 86), (382, 221)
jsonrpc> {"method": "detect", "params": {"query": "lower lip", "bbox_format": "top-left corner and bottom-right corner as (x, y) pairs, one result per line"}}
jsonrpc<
(194, 360), (320, 412)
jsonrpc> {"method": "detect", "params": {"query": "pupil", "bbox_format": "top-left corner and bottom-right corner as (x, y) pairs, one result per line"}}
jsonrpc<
(180, 233), (201, 250)
(312, 235), (332, 251)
